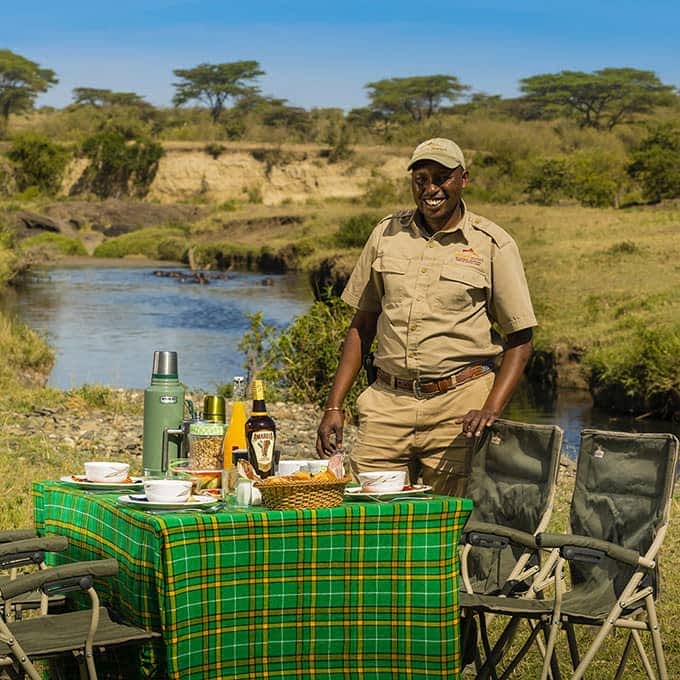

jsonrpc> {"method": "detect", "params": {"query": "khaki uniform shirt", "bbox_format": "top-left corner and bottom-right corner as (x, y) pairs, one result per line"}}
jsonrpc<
(341, 204), (537, 379)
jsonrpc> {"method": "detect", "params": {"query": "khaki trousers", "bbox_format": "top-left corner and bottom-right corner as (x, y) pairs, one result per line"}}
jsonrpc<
(350, 372), (495, 497)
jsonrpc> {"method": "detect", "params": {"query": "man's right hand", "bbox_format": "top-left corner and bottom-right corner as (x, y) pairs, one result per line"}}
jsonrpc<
(316, 410), (345, 459)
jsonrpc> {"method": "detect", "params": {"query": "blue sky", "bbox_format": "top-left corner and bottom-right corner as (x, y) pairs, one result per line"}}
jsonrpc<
(2, 1), (678, 111)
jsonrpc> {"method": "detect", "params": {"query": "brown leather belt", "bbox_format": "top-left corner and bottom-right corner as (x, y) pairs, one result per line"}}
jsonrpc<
(376, 363), (493, 399)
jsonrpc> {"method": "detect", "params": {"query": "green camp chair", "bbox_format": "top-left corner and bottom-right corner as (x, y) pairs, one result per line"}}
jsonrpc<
(536, 429), (679, 680)
(0, 558), (158, 680)
(0, 533), (69, 620)
(475, 429), (679, 680)
(459, 419), (564, 674)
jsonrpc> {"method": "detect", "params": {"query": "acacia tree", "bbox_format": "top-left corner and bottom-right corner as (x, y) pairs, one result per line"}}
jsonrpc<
(72, 87), (148, 107)
(519, 68), (677, 129)
(365, 75), (470, 122)
(172, 61), (264, 123)
(0, 49), (57, 133)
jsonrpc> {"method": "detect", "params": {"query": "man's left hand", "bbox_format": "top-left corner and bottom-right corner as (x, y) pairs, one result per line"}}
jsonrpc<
(456, 408), (500, 438)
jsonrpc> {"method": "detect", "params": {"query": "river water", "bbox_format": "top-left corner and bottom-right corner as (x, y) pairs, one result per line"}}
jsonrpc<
(3, 264), (677, 460)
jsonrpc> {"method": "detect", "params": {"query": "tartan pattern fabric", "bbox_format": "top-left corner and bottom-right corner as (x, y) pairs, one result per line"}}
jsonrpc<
(33, 482), (472, 680)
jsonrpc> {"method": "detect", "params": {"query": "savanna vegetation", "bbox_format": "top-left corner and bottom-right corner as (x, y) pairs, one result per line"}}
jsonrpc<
(0, 49), (678, 678)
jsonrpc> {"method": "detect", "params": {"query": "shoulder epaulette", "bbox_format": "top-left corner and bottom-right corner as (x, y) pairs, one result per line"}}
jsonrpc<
(468, 213), (513, 248)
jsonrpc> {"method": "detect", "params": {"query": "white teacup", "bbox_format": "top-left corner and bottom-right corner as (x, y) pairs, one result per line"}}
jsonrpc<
(358, 470), (407, 493)
(84, 461), (130, 484)
(143, 479), (193, 503)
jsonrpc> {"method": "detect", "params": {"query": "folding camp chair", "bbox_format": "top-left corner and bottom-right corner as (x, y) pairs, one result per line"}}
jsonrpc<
(458, 419), (564, 674)
(536, 429), (679, 680)
(0, 558), (158, 680)
(0, 533), (69, 620)
(476, 429), (679, 680)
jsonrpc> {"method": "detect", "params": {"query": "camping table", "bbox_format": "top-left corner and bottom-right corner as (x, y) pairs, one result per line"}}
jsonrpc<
(33, 481), (472, 680)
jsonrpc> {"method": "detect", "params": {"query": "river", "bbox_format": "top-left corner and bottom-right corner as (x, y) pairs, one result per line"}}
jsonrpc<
(3, 264), (677, 460)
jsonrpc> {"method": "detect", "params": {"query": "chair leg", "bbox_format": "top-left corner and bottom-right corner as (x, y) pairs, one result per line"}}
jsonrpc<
(571, 613), (619, 679)
(497, 619), (545, 680)
(631, 630), (658, 680)
(565, 623), (580, 671)
(645, 593), (668, 680)
(613, 633), (634, 680)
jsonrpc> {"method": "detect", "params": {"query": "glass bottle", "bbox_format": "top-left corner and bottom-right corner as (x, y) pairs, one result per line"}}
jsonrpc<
(245, 379), (277, 478)
(223, 377), (248, 468)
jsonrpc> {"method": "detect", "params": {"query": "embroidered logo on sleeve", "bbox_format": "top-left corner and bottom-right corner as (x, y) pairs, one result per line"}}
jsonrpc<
(455, 247), (483, 267)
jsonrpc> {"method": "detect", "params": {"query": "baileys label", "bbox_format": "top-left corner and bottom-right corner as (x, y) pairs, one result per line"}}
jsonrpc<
(251, 430), (275, 471)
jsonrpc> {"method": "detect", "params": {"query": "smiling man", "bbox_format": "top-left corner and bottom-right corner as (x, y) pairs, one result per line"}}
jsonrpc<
(316, 138), (536, 497)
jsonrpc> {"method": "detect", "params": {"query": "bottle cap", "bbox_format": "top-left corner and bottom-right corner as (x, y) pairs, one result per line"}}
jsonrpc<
(203, 395), (226, 423)
(253, 379), (265, 401)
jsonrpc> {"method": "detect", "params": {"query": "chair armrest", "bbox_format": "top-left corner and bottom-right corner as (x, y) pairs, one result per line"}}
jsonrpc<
(462, 521), (538, 550)
(0, 529), (37, 543)
(0, 536), (69, 568)
(0, 559), (119, 600)
(536, 533), (642, 567)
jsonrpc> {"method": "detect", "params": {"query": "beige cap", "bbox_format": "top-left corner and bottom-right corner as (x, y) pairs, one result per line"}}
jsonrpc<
(407, 138), (466, 171)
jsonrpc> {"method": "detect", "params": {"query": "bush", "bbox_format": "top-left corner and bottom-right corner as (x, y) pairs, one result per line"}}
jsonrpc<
(20, 232), (87, 256)
(335, 213), (381, 248)
(7, 133), (71, 194)
(587, 323), (680, 417)
(93, 227), (188, 259)
(270, 296), (368, 411)
(75, 130), (163, 198)
(628, 123), (680, 203)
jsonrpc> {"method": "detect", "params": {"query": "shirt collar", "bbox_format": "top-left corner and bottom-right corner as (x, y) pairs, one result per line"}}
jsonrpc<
(410, 200), (470, 243)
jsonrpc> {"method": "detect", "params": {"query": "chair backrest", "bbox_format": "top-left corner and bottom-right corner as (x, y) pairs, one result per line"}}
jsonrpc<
(465, 419), (564, 594)
(569, 429), (679, 604)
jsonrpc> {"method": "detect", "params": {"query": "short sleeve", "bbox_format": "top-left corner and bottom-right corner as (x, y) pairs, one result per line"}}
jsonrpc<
(489, 239), (537, 334)
(340, 223), (384, 313)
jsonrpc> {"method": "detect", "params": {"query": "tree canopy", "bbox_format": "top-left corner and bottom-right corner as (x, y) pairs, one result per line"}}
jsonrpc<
(172, 61), (265, 122)
(0, 49), (57, 132)
(72, 87), (148, 108)
(364, 75), (470, 122)
(519, 67), (677, 129)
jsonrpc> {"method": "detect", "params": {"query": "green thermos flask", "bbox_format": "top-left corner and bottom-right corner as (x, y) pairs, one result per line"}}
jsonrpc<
(143, 350), (185, 477)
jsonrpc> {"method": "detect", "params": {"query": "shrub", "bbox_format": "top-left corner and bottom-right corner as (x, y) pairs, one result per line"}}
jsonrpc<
(204, 143), (226, 159)
(525, 157), (572, 205)
(7, 133), (71, 194)
(335, 213), (381, 248)
(93, 228), (188, 259)
(75, 130), (163, 198)
(20, 232), (87, 256)
(628, 123), (680, 203)
(587, 323), (680, 417)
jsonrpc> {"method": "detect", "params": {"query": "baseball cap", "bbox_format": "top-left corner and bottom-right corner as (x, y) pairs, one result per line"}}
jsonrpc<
(407, 138), (466, 171)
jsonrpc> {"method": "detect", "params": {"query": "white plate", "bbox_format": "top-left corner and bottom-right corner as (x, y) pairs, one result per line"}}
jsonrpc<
(117, 494), (219, 510)
(60, 475), (144, 490)
(344, 484), (432, 501)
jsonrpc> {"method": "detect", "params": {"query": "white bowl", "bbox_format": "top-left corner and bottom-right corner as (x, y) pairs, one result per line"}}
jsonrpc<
(358, 470), (407, 493)
(143, 479), (193, 503)
(277, 460), (308, 476)
(84, 461), (130, 484)
(302, 459), (329, 475)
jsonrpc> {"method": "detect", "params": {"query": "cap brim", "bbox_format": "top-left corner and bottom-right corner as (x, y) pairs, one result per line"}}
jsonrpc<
(407, 152), (464, 171)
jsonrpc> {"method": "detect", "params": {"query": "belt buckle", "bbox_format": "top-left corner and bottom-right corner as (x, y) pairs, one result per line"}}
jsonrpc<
(413, 379), (425, 400)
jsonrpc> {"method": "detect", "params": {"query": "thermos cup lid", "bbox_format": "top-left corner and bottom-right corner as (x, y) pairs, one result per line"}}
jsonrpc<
(152, 350), (178, 378)
(203, 395), (226, 422)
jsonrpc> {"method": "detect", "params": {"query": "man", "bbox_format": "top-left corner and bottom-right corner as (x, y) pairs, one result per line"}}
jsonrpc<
(316, 138), (536, 496)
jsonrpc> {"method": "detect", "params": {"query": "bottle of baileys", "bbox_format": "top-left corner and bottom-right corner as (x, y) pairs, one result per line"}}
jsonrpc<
(245, 379), (277, 478)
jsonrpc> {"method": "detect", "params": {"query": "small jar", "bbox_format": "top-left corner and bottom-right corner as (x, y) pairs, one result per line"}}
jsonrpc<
(188, 421), (225, 470)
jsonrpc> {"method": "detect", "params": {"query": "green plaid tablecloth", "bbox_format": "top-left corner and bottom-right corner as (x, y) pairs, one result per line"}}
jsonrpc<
(34, 482), (472, 680)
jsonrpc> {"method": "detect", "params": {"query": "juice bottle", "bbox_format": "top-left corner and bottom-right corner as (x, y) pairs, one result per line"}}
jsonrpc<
(223, 376), (248, 468)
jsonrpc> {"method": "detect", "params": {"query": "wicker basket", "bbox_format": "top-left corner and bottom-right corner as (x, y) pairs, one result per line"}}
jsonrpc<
(254, 476), (353, 510)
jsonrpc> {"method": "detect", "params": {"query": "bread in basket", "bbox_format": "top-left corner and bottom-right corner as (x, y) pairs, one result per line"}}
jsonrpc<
(254, 474), (353, 510)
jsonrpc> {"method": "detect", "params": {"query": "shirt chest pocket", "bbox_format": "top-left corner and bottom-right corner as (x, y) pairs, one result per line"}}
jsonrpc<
(433, 265), (488, 312)
(372, 255), (410, 307)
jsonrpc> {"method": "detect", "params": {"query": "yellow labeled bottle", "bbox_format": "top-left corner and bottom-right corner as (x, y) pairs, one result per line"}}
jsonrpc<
(223, 376), (248, 468)
(245, 379), (277, 478)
